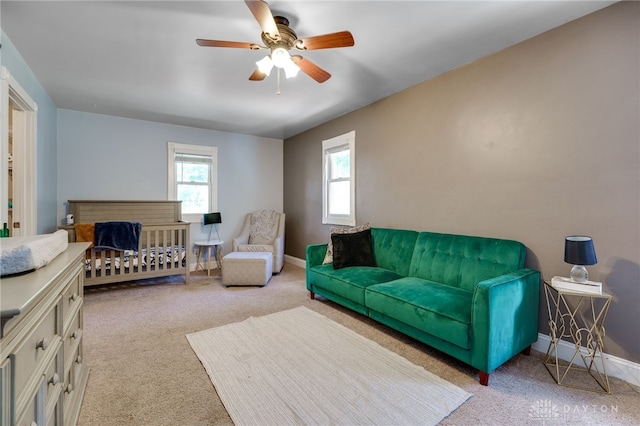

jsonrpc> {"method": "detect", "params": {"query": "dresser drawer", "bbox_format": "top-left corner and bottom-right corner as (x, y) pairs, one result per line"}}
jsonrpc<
(63, 343), (89, 426)
(63, 348), (77, 415)
(13, 341), (63, 426)
(63, 310), (82, 377)
(14, 390), (37, 426)
(1, 357), (12, 426)
(61, 264), (83, 333)
(46, 398), (62, 426)
(13, 301), (62, 399)
(44, 345), (64, 425)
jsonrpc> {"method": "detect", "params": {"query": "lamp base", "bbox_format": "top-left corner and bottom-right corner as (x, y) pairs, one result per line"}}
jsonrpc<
(570, 265), (589, 283)
(207, 224), (221, 243)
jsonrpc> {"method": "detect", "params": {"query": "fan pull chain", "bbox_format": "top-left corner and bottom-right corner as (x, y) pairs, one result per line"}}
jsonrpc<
(276, 67), (281, 95)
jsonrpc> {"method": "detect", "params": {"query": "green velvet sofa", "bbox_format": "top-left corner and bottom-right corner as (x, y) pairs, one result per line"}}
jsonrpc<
(306, 227), (540, 385)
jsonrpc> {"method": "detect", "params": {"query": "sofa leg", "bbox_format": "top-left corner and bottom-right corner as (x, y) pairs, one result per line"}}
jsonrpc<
(479, 371), (490, 386)
(522, 345), (532, 356)
(309, 291), (315, 300)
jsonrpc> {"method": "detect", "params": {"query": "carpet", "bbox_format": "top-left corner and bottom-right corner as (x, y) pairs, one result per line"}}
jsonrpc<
(186, 306), (472, 425)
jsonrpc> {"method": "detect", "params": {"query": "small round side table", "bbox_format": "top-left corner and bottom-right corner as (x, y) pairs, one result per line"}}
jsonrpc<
(194, 240), (224, 276)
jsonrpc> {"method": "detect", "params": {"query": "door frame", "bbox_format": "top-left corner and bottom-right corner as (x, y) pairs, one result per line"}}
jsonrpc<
(1, 66), (37, 236)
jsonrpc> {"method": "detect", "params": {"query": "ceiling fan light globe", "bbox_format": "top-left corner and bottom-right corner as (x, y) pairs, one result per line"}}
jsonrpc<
(284, 61), (300, 79)
(256, 56), (274, 75)
(271, 46), (291, 68)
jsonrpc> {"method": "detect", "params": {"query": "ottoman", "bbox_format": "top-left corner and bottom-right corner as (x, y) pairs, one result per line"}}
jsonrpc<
(222, 252), (273, 287)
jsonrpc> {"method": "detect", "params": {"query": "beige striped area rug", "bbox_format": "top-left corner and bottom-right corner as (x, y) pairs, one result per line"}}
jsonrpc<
(186, 306), (472, 425)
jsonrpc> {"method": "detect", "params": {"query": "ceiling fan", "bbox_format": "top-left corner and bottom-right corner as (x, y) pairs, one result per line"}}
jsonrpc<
(196, 0), (355, 84)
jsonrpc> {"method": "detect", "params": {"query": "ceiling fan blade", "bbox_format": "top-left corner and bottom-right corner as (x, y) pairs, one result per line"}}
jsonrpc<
(249, 68), (267, 81)
(295, 31), (355, 50)
(291, 55), (331, 83)
(196, 39), (261, 50)
(245, 0), (280, 41)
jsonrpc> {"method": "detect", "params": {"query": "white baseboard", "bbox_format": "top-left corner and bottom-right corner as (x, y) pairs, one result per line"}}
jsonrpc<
(533, 333), (640, 388)
(283, 255), (640, 388)
(284, 254), (306, 269)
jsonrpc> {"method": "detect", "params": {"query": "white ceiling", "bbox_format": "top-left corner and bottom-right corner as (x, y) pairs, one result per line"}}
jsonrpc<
(1, 1), (616, 139)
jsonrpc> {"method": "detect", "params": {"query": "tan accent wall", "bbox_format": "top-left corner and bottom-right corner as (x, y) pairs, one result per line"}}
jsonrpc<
(284, 3), (639, 362)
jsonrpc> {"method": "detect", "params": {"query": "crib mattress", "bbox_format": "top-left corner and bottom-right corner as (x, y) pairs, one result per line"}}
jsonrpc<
(0, 230), (69, 276)
(85, 246), (186, 272)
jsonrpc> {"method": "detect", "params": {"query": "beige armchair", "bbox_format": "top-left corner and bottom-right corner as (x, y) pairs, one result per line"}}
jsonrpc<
(232, 210), (285, 273)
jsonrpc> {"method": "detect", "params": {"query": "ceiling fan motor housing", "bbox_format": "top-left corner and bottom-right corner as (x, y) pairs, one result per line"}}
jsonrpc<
(262, 16), (297, 50)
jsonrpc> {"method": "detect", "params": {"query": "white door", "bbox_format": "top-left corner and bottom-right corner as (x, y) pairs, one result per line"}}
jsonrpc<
(1, 67), (37, 237)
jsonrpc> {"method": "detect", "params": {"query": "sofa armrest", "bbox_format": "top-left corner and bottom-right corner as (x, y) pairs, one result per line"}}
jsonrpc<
(470, 268), (540, 373)
(306, 244), (328, 268)
(306, 244), (328, 293)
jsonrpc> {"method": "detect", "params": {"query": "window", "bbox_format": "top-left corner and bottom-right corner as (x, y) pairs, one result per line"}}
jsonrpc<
(322, 131), (355, 226)
(168, 142), (218, 220)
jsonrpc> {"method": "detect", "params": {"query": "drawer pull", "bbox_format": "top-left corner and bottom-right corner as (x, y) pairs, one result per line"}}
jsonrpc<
(70, 293), (79, 301)
(66, 383), (74, 394)
(36, 337), (49, 351)
(71, 330), (80, 339)
(48, 373), (60, 386)
(76, 355), (83, 364)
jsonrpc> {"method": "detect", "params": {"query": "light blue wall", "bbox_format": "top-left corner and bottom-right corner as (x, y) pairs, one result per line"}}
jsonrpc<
(57, 109), (283, 256)
(1, 32), (59, 233)
(2, 30), (284, 245)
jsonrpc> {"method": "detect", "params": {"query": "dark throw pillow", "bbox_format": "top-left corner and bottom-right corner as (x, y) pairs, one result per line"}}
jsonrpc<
(331, 228), (376, 270)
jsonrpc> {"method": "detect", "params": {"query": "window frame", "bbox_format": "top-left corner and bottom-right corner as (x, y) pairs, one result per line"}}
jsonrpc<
(167, 142), (218, 222)
(322, 131), (356, 226)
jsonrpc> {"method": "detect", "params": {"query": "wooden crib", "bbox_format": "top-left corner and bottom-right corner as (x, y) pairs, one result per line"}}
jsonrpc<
(61, 200), (190, 286)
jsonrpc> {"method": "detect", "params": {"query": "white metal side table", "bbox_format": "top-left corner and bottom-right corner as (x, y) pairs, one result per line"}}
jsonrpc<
(543, 280), (612, 393)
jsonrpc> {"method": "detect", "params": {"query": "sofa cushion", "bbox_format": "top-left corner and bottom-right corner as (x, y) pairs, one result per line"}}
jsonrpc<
(331, 229), (375, 270)
(308, 264), (404, 306)
(323, 223), (370, 265)
(365, 277), (473, 349)
(409, 232), (526, 291)
(370, 228), (419, 276)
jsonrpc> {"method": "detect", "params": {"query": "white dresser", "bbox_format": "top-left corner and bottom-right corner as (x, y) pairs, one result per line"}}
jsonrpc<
(1, 243), (90, 425)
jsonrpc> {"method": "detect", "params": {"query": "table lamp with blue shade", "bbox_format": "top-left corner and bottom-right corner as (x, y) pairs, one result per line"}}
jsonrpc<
(564, 235), (597, 283)
(204, 212), (222, 242)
